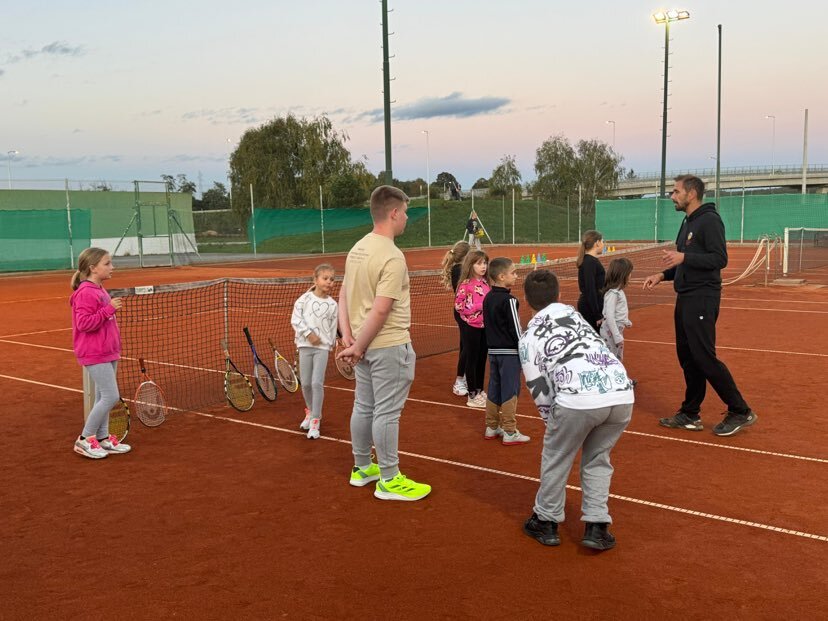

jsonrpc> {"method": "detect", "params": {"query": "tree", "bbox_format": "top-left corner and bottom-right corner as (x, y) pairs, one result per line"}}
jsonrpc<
(488, 155), (523, 198)
(435, 171), (459, 187)
(472, 177), (489, 189)
(229, 114), (354, 219)
(201, 182), (230, 211)
(533, 135), (623, 208)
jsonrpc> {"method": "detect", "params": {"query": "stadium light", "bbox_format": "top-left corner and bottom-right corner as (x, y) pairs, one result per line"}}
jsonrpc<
(422, 130), (431, 247)
(653, 9), (691, 198)
(7, 150), (19, 189)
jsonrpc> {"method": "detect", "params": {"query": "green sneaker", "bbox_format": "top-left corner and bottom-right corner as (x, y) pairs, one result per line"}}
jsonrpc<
(349, 462), (381, 487)
(374, 473), (431, 501)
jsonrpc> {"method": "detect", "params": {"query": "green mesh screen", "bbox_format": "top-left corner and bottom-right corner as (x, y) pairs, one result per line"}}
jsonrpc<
(0, 209), (91, 271)
(597, 193), (828, 242)
(248, 206), (427, 241)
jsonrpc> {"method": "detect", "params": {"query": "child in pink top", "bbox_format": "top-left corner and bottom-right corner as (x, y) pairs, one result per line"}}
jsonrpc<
(69, 248), (130, 459)
(454, 250), (492, 408)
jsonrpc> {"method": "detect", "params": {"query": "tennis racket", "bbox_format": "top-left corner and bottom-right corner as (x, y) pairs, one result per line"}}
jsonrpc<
(268, 338), (299, 393)
(134, 358), (167, 427)
(294, 348), (301, 386)
(242, 327), (278, 401)
(334, 337), (356, 381)
(221, 339), (255, 411)
(108, 398), (131, 442)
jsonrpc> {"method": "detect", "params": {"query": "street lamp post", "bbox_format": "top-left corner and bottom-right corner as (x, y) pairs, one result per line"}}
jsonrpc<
(605, 120), (616, 149)
(764, 115), (776, 175)
(7, 150), (19, 189)
(653, 9), (690, 198)
(225, 138), (234, 210)
(422, 130), (431, 247)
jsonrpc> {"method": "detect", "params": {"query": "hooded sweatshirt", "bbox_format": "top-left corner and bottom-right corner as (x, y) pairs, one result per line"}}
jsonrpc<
(70, 281), (121, 365)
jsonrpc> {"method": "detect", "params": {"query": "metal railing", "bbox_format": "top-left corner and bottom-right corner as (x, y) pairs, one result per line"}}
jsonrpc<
(621, 165), (828, 184)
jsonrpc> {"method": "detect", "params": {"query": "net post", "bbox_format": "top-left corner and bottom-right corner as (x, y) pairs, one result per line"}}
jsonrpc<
(783, 227), (789, 276)
(65, 178), (75, 268)
(249, 183), (257, 256)
(165, 182), (174, 267)
(319, 185), (325, 254)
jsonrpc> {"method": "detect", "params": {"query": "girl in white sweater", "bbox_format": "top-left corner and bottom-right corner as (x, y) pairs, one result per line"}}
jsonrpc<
(291, 264), (338, 439)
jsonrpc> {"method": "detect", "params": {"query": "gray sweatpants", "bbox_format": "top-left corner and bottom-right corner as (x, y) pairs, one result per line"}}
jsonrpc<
(82, 361), (120, 440)
(299, 346), (328, 420)
(350, 343), (415, 481)
(534, 402), (632, 524)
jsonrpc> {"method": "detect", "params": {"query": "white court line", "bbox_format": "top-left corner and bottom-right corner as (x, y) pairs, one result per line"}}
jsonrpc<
(1, 338), (825, 463)
(323, 385), (828, 464)
(720, 306), (828, 314)
(0, 327), (72, 339)
(626, 338), (828, 358)
(0, 296), (66, 305)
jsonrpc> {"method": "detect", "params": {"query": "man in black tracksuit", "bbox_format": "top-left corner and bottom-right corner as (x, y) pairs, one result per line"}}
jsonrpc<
(643, 174), (757, 437)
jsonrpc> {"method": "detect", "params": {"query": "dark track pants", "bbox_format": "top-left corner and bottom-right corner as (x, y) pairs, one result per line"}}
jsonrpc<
(674, 294), (749, 416)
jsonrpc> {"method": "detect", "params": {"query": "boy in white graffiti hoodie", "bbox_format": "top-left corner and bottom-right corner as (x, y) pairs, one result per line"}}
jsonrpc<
(519, 269), (634, 551)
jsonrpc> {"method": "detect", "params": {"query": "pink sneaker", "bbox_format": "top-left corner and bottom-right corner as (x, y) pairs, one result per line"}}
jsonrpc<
(99, 434), (131, 454)
(300, 408), (312, 430)
(73, 436), (107, 459)
(307, 418), (321, 440)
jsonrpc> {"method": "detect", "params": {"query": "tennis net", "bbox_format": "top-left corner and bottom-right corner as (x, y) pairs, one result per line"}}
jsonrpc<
(107, 240), (777, 413)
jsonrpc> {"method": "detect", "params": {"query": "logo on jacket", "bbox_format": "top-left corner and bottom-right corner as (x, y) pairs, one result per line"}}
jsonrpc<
(687, 232), (694, 243)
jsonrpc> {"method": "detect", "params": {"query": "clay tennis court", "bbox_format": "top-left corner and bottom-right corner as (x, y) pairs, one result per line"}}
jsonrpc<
(1, 243), (826, 620)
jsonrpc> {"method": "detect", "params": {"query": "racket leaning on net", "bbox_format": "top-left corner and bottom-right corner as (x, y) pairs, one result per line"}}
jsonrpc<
(268, 338), (299, 393)
(134, 358), (168, 427)
(334, 337), (356, 381)
(221, 339), (255, 411)
(108, 398), (131, 442)
(242, 327), (278, 402)
(294, 348), (301, 386)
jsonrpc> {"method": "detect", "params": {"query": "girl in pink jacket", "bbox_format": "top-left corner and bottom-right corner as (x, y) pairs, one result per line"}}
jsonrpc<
(70, 248), (130, 459)
(454, 250), (491, 409)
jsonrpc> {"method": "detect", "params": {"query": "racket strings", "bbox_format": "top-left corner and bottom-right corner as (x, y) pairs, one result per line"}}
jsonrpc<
(276, 358), (298, 392)
(135, 382), (167, 427)
(109, 400), (130, 441)
(255, 365), (278, 401)
(226, 373), (254, 411)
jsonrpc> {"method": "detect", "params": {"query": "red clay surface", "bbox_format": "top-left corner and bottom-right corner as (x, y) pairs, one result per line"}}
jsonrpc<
(1, 244), (827, 620)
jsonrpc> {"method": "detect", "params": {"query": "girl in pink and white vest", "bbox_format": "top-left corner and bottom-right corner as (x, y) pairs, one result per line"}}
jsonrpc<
(70, 248), (131, 459)
(454, 250), (492, 409)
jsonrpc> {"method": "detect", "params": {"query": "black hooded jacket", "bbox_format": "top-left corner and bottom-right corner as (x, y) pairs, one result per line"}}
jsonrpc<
(662, 202), (728, 295)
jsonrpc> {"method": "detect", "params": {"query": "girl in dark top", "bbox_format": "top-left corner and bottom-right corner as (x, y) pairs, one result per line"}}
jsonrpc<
(440, 240), (471, 396)
(577, 229), (606, 333)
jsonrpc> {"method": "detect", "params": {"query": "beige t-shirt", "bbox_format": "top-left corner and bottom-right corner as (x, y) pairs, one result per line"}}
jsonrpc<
(344, 232), (411, 350)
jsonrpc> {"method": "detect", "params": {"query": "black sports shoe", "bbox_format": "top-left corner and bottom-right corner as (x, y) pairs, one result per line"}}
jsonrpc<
(581, 522), (616, 551)
(523, 512), (560, 546)
(712, 410), (757, 437)
(659, 411), (703, 431)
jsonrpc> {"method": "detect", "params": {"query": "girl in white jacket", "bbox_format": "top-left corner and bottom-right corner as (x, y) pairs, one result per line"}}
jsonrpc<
(291, 264), (338, 439)
(599, 258), (633, 361)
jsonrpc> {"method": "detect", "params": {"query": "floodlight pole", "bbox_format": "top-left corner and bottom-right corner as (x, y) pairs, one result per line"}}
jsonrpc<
(7, 150), (18, 189)
(659, 19), (671, 200)
(764, 115), (776, 176)
(422, 130), (431, 246)
(381, 0), (393, 185)
(715, 24), (722, 208)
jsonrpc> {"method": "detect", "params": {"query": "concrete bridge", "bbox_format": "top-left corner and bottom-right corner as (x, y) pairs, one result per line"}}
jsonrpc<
(612, 165), (828, 197)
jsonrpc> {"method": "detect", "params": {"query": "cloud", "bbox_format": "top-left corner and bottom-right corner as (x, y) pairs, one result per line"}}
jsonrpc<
(0, 69), (4, 77)
(351, 92), (511, 124)
(165, 154), (226, 163)
(18, 154), (123, 168)
(182, 107), (271, 125)
(6, 41), (85, 64)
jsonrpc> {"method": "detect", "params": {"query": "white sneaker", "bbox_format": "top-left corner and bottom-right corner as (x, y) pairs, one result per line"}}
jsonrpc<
(300, 408), (312, 430)
(466, 392), (487, 409)
(307, 418), (320, 440)
(484, 426), (503, 440)
(99, 434), (131, 454)
(452, 378), (468, 396)
(502, 429), (530, 445)
(74, 436), (107, 459)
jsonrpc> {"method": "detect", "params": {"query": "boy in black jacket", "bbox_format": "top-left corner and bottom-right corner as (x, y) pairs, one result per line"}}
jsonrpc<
(482, 258), (530, 445)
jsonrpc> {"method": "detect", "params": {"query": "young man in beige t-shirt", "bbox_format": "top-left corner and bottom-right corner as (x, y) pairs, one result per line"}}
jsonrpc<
(337, 186), (431, 501)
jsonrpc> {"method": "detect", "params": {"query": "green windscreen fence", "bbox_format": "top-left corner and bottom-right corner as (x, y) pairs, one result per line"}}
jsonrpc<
(0, 209), (92, 271)
(248, 206), (428, 241)
(597, 193), (828, 241)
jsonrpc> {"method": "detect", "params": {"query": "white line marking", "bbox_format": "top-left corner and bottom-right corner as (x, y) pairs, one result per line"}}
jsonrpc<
(154, 406), (828, 543)
(0, 327), (72, 339)
(322, 386), (828, 464)
(626, 339), (828, 358)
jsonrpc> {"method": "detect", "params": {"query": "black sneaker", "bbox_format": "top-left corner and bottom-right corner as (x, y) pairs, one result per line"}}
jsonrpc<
(659, 411), (703, 431)
(581, 522), (616, 551)
(712, 410), (757, 437)
(523, 512), (560, 546)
